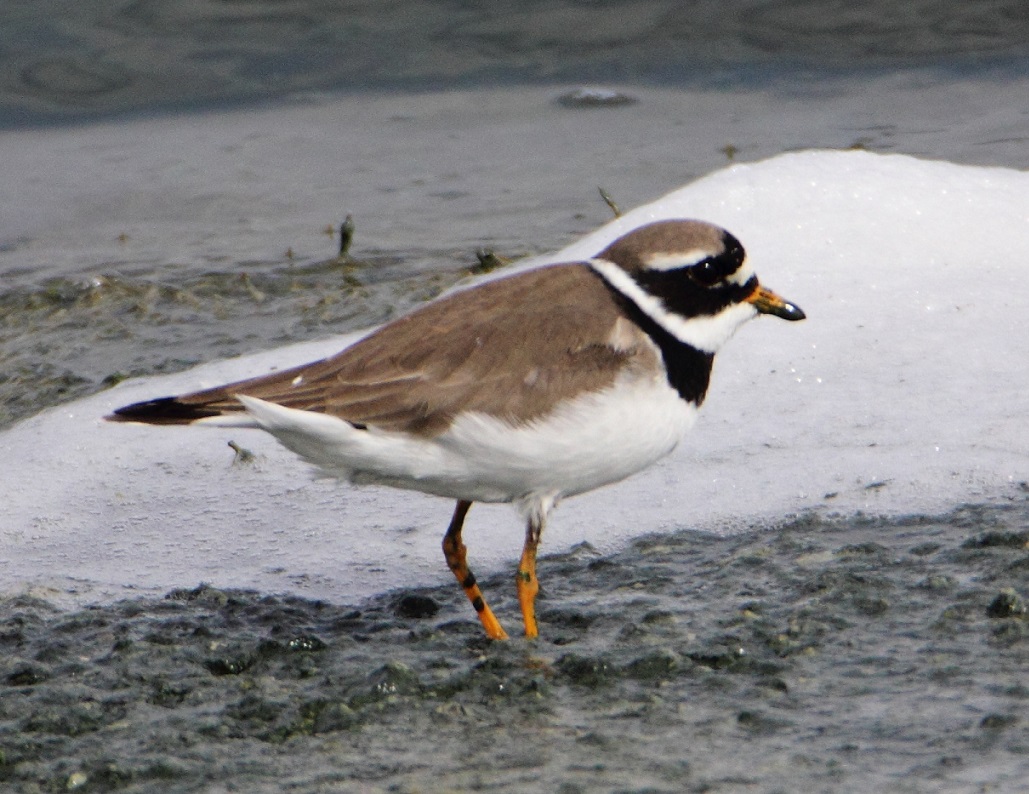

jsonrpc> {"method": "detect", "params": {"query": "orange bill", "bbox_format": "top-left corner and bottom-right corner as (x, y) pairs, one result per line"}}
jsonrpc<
(746, 285), (806, 321)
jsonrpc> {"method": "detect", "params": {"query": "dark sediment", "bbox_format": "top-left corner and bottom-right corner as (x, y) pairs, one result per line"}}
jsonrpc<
(2, 500), (1027, 793)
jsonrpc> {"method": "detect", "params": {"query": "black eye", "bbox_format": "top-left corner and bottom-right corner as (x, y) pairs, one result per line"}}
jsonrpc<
(688, 258), (723, 287)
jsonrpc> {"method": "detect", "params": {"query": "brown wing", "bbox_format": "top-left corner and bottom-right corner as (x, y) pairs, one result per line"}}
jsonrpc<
(109, 264), (654, 436)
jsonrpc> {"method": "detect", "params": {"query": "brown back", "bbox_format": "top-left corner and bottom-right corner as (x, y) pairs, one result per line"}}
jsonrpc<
(173, 264), (657, 436)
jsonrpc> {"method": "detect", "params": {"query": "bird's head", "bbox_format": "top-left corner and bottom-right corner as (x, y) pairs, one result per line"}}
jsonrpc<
(591, 219), (805, 353)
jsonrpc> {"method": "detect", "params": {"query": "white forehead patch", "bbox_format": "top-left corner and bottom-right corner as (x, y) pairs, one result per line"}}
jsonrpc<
(641, 249), (714, 271)
(727, 259), (755, 287)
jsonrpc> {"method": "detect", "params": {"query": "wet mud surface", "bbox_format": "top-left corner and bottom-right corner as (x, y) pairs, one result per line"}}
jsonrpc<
(3, 499), (1028, 792)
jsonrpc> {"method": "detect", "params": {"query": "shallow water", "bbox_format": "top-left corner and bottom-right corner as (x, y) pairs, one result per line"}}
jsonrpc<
(3, 500), (1028, 792)
(5, 0), (1029, 126)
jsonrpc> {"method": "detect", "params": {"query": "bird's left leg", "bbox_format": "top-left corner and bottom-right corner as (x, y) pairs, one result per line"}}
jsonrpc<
(516, 511), (545, 638)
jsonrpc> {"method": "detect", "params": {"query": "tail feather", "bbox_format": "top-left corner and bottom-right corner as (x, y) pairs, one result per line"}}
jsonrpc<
(106, 396), (234, 425)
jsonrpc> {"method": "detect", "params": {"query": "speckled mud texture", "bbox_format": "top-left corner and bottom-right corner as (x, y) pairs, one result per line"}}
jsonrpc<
(3, 499), (1028, 793)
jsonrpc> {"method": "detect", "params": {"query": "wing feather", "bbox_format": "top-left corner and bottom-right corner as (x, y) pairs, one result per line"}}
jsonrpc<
(110, 264), (652, 435)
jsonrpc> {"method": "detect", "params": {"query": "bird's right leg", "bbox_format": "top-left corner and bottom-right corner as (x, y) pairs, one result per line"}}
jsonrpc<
(442, 500), (508, 639)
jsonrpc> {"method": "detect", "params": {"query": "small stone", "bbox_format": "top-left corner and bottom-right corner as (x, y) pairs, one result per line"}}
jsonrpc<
(364, 662), (421, 701)
(623, 649), (681, 681)
(394, 594), (440, 619)
(963, 531), (1029, 549)
(921, 574), (957, 591)
(6, 662), (49, 686)
(556, 653), (613, 687)
(986, 589), (1027, 619)
(980, 713), (1019, 731)
(286, 634), (327, 652)
(556, 87), (638, 108)
(205, 655), (253, 676)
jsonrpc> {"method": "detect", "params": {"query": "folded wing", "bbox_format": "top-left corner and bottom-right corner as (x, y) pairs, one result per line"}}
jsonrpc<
(108, 264), (646, 437)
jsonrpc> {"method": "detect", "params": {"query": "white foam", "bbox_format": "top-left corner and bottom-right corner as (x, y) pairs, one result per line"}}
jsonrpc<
(2, 149), (1027, 606)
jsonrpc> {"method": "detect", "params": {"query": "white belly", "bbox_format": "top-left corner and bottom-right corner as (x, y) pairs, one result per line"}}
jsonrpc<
(231, 376), (697, 505)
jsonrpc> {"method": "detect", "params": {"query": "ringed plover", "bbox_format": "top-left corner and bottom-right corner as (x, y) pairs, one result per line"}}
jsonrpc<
(109, 219), (805, 639)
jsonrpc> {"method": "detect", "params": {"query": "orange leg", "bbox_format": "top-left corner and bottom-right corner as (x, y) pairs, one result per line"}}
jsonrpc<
(516, 514), (544, 638)
(442, 500), (508, 640)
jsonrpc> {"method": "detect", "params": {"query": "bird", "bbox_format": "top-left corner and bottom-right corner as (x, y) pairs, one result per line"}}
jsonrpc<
(108, 219), (805, 640)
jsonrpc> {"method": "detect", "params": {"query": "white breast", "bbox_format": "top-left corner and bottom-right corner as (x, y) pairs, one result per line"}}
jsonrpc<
(232, 373), (697, 507)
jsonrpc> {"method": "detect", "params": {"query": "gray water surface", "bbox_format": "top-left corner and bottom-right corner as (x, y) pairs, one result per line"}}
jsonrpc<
(5, 0), (1028, 126)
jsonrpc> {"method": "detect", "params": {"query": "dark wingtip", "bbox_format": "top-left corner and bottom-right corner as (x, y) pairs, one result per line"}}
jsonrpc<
(106, 397), (222, 425)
